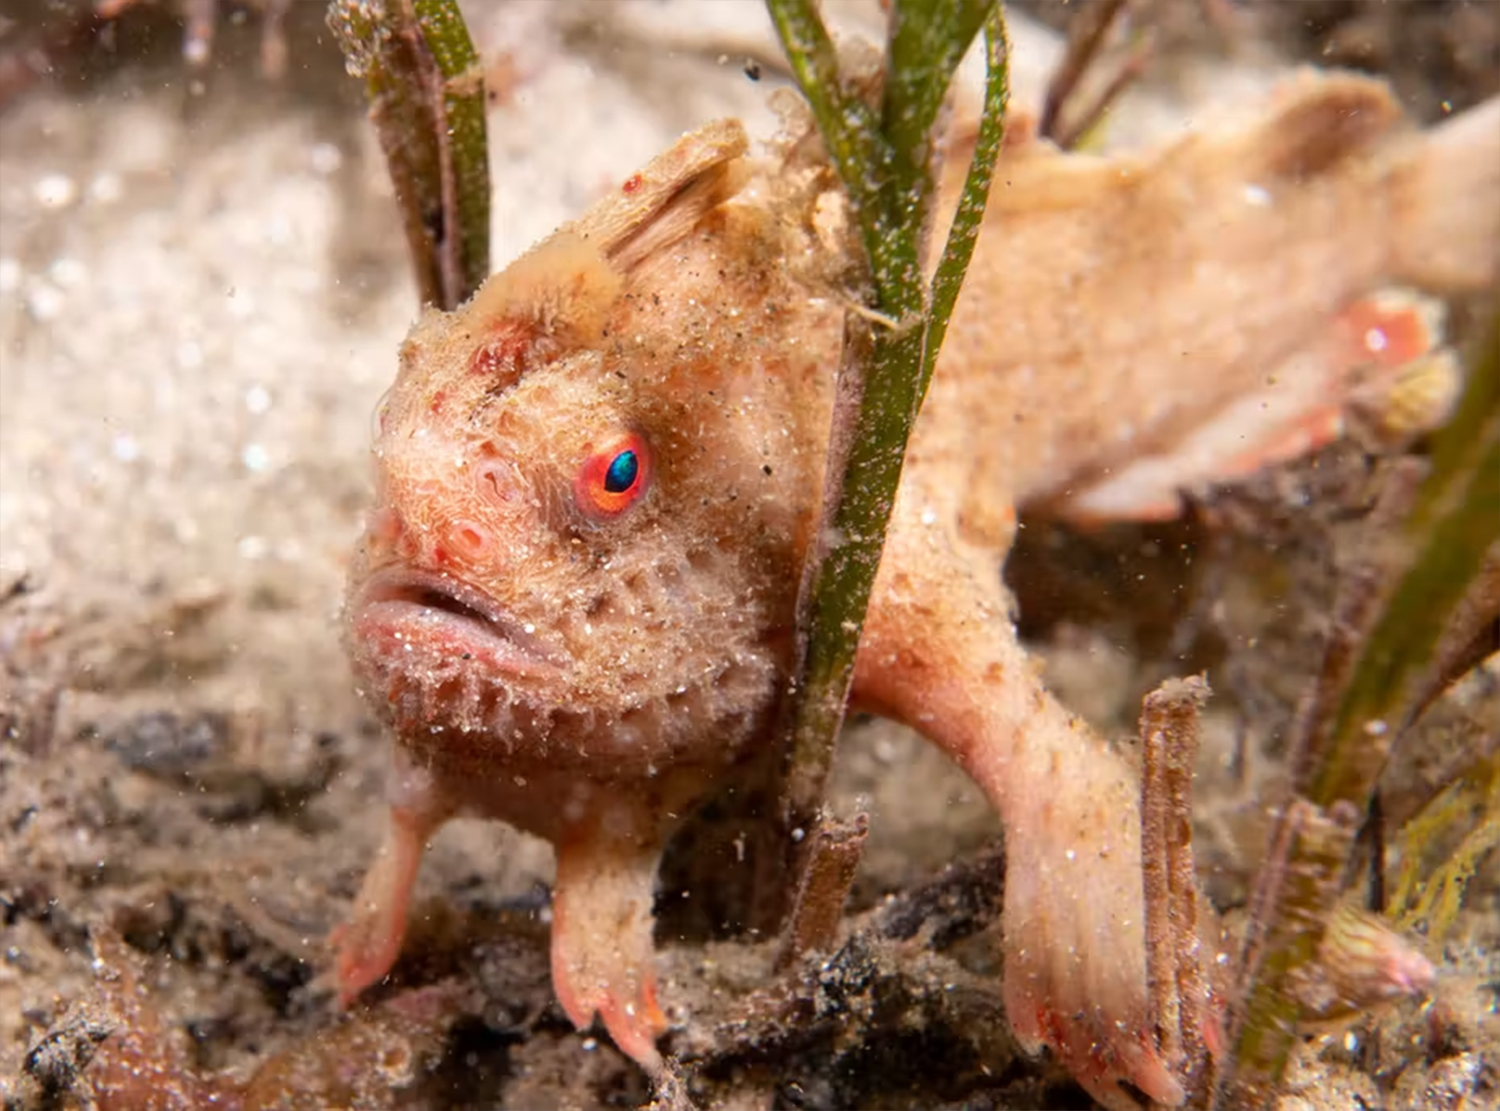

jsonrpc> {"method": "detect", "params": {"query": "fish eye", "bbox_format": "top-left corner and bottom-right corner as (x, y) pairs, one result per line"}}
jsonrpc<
(604, 450), (638, 493)
(576, 432), (652, 520)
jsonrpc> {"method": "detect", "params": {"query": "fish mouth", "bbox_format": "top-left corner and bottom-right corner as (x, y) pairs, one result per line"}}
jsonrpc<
(351, 568), (558, 677)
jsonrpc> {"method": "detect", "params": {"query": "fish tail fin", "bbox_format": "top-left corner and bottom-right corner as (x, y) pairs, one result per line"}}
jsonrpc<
(1389, 96), (1500, 292)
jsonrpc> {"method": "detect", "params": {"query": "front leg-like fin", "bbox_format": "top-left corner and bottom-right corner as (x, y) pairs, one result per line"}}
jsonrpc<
(551, 805), (669, 1071)
(993, 731), (1188, 1111)
(333, 751), (454, 1005)
(857, 508), (1191, 1110)
(333, 801), (447, 1005)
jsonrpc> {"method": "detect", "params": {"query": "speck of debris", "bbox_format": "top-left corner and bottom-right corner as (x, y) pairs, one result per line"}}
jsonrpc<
(106, 710), (230, 776)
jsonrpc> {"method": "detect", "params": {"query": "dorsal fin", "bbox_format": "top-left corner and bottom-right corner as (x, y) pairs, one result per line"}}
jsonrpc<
(1245, 70), (1402, 182)
(462, 231), (621, 348)
(430, 121), (752, 392)
(571, 119), (750, 272)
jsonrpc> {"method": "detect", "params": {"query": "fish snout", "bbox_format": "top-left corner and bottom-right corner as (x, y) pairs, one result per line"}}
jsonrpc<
(363, 446), (531, 578)
(361, 501), (512, 580)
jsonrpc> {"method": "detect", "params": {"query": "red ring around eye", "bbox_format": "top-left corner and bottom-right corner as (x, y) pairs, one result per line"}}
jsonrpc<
(576, 432), (652, 520)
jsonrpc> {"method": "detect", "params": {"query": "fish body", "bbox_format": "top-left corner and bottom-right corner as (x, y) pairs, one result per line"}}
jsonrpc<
(337, 71), (1499, 1108)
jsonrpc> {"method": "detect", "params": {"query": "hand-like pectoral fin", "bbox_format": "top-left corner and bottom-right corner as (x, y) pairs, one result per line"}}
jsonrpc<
(550, 809), (669, 1071)
(333, 799), (447, 1005)
(856, 513), (1187, 1110)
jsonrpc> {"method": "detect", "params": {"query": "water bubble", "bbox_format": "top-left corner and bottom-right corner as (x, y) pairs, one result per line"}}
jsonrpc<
(34, 174), (77, 209)
(88, 172), (124, 205)
(111, 435), (140, 463)
(48, 258), (87, 288)
(310, 142), (344, 175)
(176, 340), (204, 370)
(25, 282), (65, 321)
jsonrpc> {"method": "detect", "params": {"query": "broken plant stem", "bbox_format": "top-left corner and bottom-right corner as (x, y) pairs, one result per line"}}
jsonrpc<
(1139, 675), (1210, 1086)
(1405, 540), (1500, 721)
(1040, 0), (1152, 150)
(770, 0), (1009, 892)
(775, 812), (870, 969)
(328, 0), (489, 310)
(1052, 35), (1153, 151)
(1389, 757), (1500, 939)
(1219, 310), (1500, 1106)
(1224, 798), (1364, 1108)
(1039, 0), (1123, 142)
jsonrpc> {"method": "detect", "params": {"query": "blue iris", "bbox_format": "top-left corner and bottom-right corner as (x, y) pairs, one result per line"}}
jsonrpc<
(604, 450), (639, 493)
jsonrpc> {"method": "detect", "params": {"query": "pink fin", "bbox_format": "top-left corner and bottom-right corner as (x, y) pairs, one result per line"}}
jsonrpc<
(550, 820), (668, 1071)
(856, 525), (1190, 1111)
(1060, 288), (1445, 524)
(333, 803), (442, 1005)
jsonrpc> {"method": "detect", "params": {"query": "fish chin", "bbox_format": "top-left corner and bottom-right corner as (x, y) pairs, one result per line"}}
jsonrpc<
(346, 561), (783, 780)
(347, 568), (562, 730)
(347, 568), (681, 760)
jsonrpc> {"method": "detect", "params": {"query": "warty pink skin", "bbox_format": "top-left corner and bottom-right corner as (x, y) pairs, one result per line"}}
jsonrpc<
(336, 72), (1498, 1109)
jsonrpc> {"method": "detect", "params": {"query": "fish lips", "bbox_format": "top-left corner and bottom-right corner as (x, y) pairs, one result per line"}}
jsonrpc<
(349, 567), (559, 680)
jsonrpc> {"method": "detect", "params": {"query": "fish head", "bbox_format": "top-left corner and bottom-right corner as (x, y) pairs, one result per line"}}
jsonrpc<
(345, 130), (837, 787)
